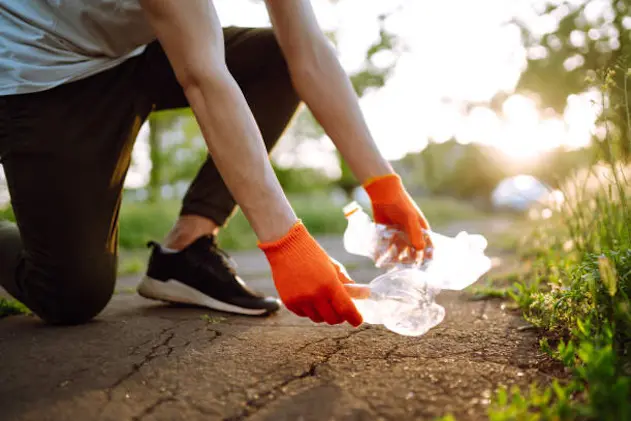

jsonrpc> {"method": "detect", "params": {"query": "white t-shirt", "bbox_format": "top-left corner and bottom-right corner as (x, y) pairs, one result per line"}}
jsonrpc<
(0, 0), (156, 96)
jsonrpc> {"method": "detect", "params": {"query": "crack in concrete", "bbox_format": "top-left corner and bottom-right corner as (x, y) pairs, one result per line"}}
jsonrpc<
(102, 322), (224, 416)
(223, 329), (366, 421)
(223, 365), (317, 421)
(107, 328), (176, 401)
(191, 325), (224, 349)
(383, 344), (400, 360)
(131, 396), (176, 421)
(129, 336), (158, 356)
(184, 398), (222, 417)
(292, 336), (330, 354)
(217, 328), (368, 401)
(308, 329), (366, 376)
(106, 321), (222, 402)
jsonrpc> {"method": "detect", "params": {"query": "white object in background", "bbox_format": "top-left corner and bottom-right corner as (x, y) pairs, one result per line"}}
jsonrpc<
(491, 174), (553, 211)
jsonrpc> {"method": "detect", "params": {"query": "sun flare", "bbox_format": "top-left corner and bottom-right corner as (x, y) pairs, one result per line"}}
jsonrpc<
(459, 93), (596, 161)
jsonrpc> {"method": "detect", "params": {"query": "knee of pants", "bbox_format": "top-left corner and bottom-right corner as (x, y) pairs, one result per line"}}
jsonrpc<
(260, 29), (289, 67)
(250, 30), (301, 145)
(247, 29), (294, 85)
(20, 256), (116, 326)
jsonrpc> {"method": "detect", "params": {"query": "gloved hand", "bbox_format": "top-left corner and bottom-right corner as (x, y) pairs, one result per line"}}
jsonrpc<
(259, 221), (366, 326)
(364, 173), (433, 260)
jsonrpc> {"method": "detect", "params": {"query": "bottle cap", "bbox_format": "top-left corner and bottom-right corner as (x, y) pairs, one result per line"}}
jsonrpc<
(343, 201), (361, 218)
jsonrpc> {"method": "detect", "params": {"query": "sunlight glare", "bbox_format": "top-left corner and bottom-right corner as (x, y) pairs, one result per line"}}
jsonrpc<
(564, 91), (601, 149)
(456, 106), (501, 146)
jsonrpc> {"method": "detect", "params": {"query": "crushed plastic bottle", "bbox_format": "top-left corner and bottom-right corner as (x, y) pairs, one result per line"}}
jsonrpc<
(346, 269), (445, 336)
(420, 230), (492, 290)
(342, 201), (492, 336)
(343, 201), (420, 269)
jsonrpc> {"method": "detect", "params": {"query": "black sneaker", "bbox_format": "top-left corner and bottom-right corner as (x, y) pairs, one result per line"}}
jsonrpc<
(137, 235), (281, 316)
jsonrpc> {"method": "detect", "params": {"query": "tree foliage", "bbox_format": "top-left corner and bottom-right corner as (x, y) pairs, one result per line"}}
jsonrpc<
(514, 0), (630, 109)
(146, 109), (208, 200)
(415, 141), (507, 204)
(513, 0), (631, 157)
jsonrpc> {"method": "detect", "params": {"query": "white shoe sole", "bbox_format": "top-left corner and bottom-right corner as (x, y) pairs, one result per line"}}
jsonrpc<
(137, 276), (270, 316)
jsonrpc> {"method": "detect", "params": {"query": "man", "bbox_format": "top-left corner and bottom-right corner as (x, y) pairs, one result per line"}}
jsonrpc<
(0, 0), (432, 327)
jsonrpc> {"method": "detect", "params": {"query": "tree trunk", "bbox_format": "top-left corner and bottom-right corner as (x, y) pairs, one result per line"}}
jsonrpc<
(148, 114), (162, 203)
(611, 0), (630, 161)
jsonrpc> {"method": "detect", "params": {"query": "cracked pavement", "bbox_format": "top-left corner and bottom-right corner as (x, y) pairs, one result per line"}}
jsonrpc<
(0, 220), (561, 421)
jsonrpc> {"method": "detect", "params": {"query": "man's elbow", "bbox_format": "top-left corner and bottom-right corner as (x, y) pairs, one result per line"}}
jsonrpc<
(177, 62), (232, 96)
(285, 35), (335, 82)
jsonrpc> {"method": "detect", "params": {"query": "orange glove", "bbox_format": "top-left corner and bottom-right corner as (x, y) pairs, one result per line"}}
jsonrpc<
(259, 221), (364, 326)
(364, 173), (433, 259)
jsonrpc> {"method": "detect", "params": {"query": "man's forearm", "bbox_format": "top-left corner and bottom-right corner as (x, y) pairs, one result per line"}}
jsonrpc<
(288, 39), (394, 184)
(139, 0), (297, 243)
(184, 71), (298, 242)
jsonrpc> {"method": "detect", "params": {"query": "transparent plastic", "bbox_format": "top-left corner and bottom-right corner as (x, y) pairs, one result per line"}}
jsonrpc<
(346, 269), (445, 336)
(342, 201), (492, 336)
(343, 201), (416, 270)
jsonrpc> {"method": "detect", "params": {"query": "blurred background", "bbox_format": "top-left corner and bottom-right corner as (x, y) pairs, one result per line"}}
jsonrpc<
(0, 0), (628, 270)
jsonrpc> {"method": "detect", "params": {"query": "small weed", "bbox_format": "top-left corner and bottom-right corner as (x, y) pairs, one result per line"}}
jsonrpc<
(433, 415), (457, 421)
(489, 381), (582, 421)
(0, 298), (30, 318)
(201, 314), (226, 324)
(468, 285), (511, 301)
(489, 68), (631, 420)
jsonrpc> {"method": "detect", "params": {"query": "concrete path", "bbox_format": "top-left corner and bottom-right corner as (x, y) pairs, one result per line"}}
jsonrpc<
(0, 218), (559, 421)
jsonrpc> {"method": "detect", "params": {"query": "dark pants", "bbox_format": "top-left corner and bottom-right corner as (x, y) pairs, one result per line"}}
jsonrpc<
(0, 27), (301, 325)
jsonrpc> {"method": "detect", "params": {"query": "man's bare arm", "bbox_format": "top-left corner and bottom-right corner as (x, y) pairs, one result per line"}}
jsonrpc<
(264, 0), (394, 184)
(139, 0), (297, 242)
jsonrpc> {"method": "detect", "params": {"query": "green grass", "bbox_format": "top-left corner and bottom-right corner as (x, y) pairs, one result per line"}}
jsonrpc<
(117, 200), (181, 249)
(117, 192), (490, 251)
(0, 205), (15, 222)
(114, 191), (353, 251)
(468, 285), (512, 301)
(117, 248), (151, 276)
(487, 68), (631, 421)
(113, 193), (489, 275)
(200, 314), (227, 324)
(433, 415), (457, 421)
(0, 298), (30, 318)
